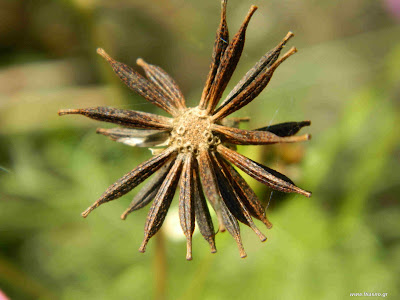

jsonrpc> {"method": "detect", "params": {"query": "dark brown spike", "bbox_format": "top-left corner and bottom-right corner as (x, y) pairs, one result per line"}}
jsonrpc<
(223, 159), (272, 229)
(211, 152), (267, 242)
(193, 162), (216, 253)
(199, 0), (229, 110)
(96, 127), (170, 148)
(197, 150), (225, 232)
(218, 31), (294, 110)
(178, 154), (196, 260)
(205, 5), (258, 113)
(256, 120), (311, 137)
(58, 107), (173, 130)
(97, 48), (180, 116)
(212, 47), (297, 121)
(120, 159), (175, 220)
(81, 147), (177, 218)
(220, 201), (247, 258)
(212, 124), (311, 145)
(137, 58), (186, 110)
(139, 155), (184, 253)
(217, 144), (312, 197)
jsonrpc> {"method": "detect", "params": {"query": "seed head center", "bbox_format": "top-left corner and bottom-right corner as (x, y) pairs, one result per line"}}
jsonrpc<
(170, 107), (220, 154)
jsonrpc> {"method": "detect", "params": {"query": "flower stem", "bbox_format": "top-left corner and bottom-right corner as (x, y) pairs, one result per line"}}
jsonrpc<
(154, 229), (167, 300)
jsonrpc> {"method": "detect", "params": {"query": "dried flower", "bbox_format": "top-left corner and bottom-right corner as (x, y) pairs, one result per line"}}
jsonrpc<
(59, 0), (311, 260)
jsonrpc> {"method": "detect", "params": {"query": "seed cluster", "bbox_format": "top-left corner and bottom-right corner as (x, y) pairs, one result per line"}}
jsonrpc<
(170, 107), (220, 154)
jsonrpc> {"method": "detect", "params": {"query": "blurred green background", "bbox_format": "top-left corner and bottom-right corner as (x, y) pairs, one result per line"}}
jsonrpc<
(0, 0), (399, 299)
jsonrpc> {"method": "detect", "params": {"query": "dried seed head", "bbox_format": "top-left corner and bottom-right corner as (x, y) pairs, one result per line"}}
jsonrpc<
(59, 0), (312, 260)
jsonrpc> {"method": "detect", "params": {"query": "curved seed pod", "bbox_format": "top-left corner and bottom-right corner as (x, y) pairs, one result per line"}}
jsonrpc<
(205, 5), (258, 113)
(256, 121), (311, 137)
(210, 152), (266, 242)
(199, 0), (229, 109)
(58, 107), (173, 130)
(220, 200), (246, 258)
(81, 147), (177, 218)
(212, 124), (311, 145)
(179, 154), (196, 260)
(139, 155), (184, 253)
(222, 159), (272, 228)
(193, 162), (216, 253)
(137, 58), (186, 109)
(218, 31), (294, 110)
(121, 159), (175, 220)
(217, 144), (312, 197)
(97, 48), (181, 116)
(197, 150), (225, 232)
(212, 47), (298, 121)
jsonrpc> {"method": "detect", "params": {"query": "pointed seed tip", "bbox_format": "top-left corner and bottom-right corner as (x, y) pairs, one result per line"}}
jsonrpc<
(139, 243), (147, 253)
(58, 109), (80, 116)
(96, 48), (106, 56)
(136, 58), (144, 66)
(97, 48), (112, 61)
(239, 247), (247, 258)
(250, 5), (258, 11)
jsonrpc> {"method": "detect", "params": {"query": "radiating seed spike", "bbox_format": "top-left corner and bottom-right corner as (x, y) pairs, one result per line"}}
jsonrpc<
(197, 150), (226, 232)
(220, 203), (247, 258)
(97, 48), (180, 116)
(136, 58), (186, 110)
(179, 154), (196, 260)
(193, 161), (217, 253)
(81, 147), (177, 218)
(213, 124), (311, 145)
(58, 107), (173, 130)
(199, 0), (229, 109)
(219, 31), (294, 110)
(224, 160), (273, 229)
(212, 47), (298, 121)
(217, 144), (312, 197)
(212, 152), (267, 242)
(120, 159), (174, 220)
(140, 155), (184, 253)
(205, 5), (258, 113)
(256, 120), (311, 137)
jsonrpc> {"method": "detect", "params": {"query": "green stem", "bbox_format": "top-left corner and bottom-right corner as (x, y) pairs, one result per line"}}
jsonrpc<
(154, 229), (167, 300)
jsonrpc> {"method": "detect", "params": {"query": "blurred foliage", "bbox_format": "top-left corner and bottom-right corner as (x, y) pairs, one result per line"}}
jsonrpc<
(0, 0), (399, 299)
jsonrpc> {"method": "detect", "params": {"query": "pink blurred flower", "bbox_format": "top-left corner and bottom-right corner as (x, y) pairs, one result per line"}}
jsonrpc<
(384, 0), (400, 20)
(0, 290), (10, 300)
